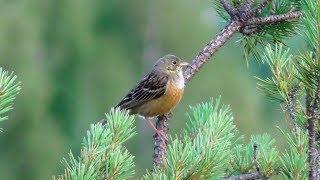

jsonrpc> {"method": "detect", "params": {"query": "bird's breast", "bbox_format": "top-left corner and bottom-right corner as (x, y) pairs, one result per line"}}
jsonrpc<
(137, 80), (184, 117)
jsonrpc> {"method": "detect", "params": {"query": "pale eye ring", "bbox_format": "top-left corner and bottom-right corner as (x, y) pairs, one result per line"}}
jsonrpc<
(172, 61), (177, 65)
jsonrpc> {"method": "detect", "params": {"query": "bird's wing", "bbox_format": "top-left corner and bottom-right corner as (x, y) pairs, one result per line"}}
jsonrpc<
(116, 70), (168, 110)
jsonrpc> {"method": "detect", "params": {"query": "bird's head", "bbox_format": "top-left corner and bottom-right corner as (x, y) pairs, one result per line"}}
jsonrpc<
(154, 54), (189, 73)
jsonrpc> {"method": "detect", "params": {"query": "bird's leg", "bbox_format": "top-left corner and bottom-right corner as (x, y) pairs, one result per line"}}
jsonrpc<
(144, 117), (168, 142)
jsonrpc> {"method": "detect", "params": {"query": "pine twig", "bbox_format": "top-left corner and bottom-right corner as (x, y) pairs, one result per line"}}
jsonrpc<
(241, 25), (259, 35)
(243, 0), (254, 11)
(224, 143), (268, 180)
(253, 143), (261, 176)
(220, 0), (236, 17)
(153, 0), (302, 167)
(286, 86), (299, 134)
(248, 0), (272, 18)
(246, 11), (302, 26)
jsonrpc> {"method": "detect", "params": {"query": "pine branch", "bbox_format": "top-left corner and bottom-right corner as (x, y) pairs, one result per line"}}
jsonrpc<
(153, 113), (170, 166)
(306, 79), (320, 180)
(224, 172), (261, 180)
(153, 0), (302, 167)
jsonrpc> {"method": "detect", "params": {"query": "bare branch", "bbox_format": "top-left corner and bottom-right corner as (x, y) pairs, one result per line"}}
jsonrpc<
(246, 11), (302, 26)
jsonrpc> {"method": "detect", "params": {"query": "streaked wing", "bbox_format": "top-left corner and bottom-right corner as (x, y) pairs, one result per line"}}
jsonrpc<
(116, 70), (168, 110)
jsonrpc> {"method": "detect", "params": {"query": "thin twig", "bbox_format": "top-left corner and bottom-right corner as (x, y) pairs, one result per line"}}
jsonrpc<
(224, 143), (268, 180)
(253, 143), (268, 180)
(253, 143), (260, 176)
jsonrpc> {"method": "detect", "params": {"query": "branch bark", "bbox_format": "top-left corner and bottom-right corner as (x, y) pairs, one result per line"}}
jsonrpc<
(220, 0), (236, 17)
(152, 0), (302, 168)
(307, 79), (320, 180)
(153, 114), (170, 166)
(224, 172), (261, 180)
(246, 11), (302, 26)
(286, 86), (298, 134)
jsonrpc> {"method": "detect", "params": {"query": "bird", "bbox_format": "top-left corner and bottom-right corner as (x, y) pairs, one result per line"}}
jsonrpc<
(116, 54), (189, 140)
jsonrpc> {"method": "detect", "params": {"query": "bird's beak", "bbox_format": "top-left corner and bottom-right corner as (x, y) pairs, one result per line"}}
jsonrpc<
(180, 61), (189, 67)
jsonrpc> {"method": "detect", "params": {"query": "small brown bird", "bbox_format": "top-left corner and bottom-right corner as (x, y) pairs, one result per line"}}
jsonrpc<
(116, 54), (188, 139)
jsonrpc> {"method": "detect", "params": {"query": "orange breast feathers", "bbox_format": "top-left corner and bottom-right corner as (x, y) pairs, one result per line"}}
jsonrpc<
(139, 80), (184, 117)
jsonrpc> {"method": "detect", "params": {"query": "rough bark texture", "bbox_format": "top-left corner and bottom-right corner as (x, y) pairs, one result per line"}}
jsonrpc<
(153, 113), (170, 166)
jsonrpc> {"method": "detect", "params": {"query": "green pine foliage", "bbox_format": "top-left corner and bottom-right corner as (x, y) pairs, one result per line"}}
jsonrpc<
(144, 98), (237, 179)
(57, 99), (310, 179)
(229, 134), (280, 177)
(0, 67), (21, 122)
(55, 109), (136, 180)
(279, 128), (308, 179)
(255, 44), (297, 103)
(254, 0), (319, 178)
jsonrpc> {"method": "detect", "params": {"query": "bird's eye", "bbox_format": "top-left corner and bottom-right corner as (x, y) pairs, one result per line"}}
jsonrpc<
(172, 61), (177, 65)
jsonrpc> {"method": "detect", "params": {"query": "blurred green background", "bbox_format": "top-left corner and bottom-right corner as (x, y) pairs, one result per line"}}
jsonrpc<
(0, 0), (302, 179)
